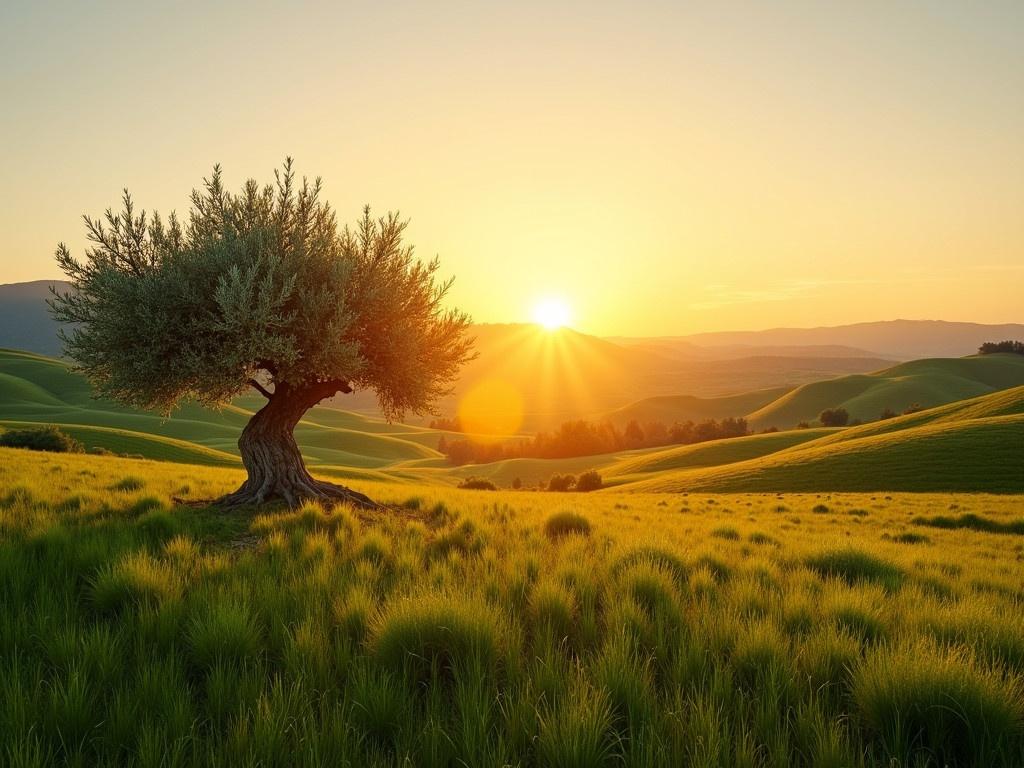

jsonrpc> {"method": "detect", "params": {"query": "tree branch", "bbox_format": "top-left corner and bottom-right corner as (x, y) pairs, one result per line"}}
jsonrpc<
(249, 378), (274, 399)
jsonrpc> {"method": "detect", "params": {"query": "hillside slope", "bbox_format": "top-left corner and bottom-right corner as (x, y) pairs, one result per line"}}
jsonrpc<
(746, 354), (1024, 428)
(0, 348), (445, 469)
(604, 386), (791, 426)
(620, 385), (1024, 494)
(624, 415), (1024, 494)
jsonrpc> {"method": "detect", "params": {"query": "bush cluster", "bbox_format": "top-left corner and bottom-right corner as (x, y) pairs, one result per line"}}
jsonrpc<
(546, 471), (603, 492)
(0, 425), (83, 453)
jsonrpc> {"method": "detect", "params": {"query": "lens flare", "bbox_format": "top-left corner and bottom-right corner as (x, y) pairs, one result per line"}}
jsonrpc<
(456, 378), (524, 441)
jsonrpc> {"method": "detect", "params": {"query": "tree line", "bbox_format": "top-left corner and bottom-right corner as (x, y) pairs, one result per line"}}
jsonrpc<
(978, 340), (1024, 355)
(438, 416), (751, 465)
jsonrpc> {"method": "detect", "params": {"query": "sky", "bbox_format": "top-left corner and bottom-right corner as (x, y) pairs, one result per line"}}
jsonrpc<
(1, 0), (1021, 336)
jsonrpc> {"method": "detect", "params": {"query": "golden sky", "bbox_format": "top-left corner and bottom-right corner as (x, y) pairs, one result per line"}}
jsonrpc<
(1, 1), (1021, 335)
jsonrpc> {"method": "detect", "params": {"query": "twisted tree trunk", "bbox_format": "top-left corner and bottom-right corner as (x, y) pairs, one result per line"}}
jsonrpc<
(218, 381), (381, 510)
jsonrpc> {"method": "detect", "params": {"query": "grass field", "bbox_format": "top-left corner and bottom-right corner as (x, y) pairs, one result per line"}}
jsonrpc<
(3, 447), (1024, 766)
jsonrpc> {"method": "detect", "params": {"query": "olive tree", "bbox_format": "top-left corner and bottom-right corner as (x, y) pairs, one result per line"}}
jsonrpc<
(50, 160), (474, 508)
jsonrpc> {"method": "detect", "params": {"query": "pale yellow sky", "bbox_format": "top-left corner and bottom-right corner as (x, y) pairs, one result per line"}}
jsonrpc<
(1, 1), (1021, 335)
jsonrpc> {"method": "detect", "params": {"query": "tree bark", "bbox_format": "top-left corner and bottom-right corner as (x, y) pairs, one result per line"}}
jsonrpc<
(218, 381), (382, 510)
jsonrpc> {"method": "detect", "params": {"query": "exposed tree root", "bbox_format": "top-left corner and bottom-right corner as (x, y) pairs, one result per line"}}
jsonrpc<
(216, 476), (383, 511)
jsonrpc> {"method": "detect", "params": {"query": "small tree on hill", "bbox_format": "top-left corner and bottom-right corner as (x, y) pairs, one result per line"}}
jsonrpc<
(978, 340), (1024, 355)
(49, 161), (474, 508)
(547, 474), (576, 492)
(819, 407), (850, 427)
(575, 470), (603, 492)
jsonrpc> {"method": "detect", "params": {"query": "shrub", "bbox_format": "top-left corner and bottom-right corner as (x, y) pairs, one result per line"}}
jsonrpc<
(890, 532), (930, 545)
(544, 511), (591, 539)
(112, 476), (145, 492)
(0, 425), (83, 453)
(710, 525), (740, 540)
(574, 471), (603, 492)
(819, 408), (850, 427)
(547, 474), (577, 492)
(805, 548), (904, 590)
(457, 477), (497, 491)
(812, 503), (831, 514)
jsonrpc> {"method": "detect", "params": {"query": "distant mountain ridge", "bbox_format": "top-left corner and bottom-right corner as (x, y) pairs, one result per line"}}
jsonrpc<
(2, 280), (1020, 427)
(617, 319), (1024, 361)
(0, 280), (69, 357)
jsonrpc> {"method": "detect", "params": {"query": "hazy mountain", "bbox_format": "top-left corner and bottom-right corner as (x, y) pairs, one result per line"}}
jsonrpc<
(663, 319), (1024, 360)
(0, 280), (70, 357)
(605, 338), (888, 361)
(3, 281), (1014, 429)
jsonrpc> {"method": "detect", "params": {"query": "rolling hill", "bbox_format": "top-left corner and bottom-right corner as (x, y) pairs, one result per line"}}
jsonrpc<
(604, 386), (791, 426)
(602, 354), (1024, 430)
(746, 354), (1024, 428)
(0, 348), (448, 470)
(618, 385), (1024, 494)
(2, 345), (1022, 495)
(0, 281), (935, 426)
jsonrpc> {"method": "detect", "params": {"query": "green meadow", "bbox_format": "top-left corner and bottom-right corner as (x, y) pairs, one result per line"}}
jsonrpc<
(3, 348), (1024, 495)
(3, 346), (1024, 765)
(3, 447), (1024, 766)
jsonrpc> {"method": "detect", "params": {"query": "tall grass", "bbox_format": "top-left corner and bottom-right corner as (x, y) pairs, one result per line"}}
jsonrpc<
(2, 447), (1024, 765)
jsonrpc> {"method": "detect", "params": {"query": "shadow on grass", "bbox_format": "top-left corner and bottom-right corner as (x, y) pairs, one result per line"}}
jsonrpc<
(912, 513), (1024, 536)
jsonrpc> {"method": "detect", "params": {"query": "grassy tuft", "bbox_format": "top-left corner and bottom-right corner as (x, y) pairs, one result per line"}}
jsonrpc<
(853, 639), (1024, 765)
(805, 548), (904, 590)
(544, 511), (592, 539)
(187, 597), (262, 669)
(370, 592), (511, 683)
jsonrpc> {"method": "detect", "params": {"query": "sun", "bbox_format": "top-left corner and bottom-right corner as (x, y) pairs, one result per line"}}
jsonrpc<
(532, 297), (572, 330)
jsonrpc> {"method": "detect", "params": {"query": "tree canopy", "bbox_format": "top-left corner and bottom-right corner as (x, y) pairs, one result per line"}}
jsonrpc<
(50, 160), (475, 507)
(50, 160), (474, 422)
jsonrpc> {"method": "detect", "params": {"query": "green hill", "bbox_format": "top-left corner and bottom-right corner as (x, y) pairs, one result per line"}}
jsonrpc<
(603, 386), (790, 426)
(746, 354), (1024, 428)
(4, 347), (1023, 494)
(0, 348), (444, 469)
(624, 407), (1024, 495)
(787, 384), (1024, 452)
(603, 428), (835, 481)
